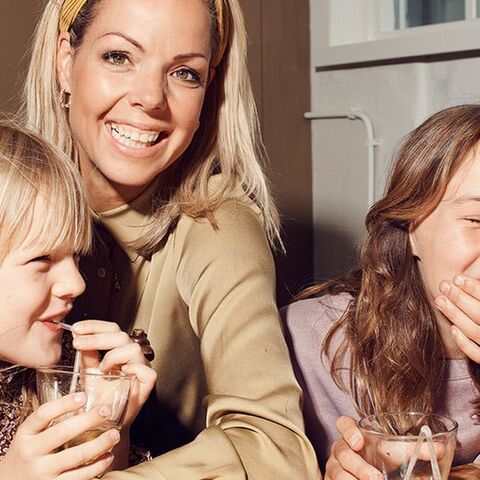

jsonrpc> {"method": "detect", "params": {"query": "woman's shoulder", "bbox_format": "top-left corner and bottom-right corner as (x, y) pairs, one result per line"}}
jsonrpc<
(176, 196), (265, 246)
(178, 175), (262, 227)
(171, 184), (274, 290)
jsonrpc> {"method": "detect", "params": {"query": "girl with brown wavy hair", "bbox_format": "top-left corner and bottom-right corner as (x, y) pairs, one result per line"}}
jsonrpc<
(282, 104), (480, 479)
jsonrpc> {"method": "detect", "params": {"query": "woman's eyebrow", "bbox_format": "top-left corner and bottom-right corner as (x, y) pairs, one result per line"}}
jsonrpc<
(96, 33), (207, 61)
(98, 32), (144, 51)
(174, 53), (208, 61)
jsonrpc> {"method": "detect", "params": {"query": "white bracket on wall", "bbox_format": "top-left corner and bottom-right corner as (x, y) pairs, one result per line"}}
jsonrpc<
(304, 108), (380, 207)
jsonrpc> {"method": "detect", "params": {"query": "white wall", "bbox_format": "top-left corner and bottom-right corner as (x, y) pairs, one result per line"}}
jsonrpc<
(310, 1), (480, 279)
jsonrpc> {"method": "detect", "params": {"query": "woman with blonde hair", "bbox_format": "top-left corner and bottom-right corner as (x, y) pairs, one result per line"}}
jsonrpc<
(19, 0), (320, 478)
(283, 104), (480, 479)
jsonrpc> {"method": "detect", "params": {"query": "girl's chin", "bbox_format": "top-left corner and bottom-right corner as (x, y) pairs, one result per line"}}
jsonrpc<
(23, 350), (62, 369)
(18, 359), (58, 369)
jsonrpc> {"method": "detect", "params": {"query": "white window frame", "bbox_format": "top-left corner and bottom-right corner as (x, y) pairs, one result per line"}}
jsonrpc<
(313, 0), (480, 69)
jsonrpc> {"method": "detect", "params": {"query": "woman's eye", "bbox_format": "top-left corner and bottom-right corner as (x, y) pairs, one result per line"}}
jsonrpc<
(102, 51), (130, 66)
(173, 67), (202, 85)
(466, 218), (480, 224)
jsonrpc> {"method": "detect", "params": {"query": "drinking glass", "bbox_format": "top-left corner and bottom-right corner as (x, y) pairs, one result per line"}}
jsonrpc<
(36, 365), (134, 448)
(359, 413), (458, 480)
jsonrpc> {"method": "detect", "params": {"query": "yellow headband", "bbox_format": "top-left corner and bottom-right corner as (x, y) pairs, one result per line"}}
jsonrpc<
(59, 0), (228, 66)
(59, 0), (87, 33)
(212, 0), (228, 67)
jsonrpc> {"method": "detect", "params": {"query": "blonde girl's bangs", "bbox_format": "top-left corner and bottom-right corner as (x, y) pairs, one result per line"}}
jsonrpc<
(10, 168), (92, 257)
(0, 122), (91, 262)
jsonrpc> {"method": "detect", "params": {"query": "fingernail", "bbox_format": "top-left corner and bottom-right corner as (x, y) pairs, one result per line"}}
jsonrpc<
(104, 453), (114, 464)
(110, 429), (121, 442)
(440, 281), (451, 294)
(435, 296), (447, 309)
(73, 392), (86, 403)
(451, 326), (459, 338)
(73, 338), (84, 348)
(350, 434), (361, 447)
(72, 323), (84, 333)
(369, 475), (382, 480)
(99, 405), (112, 417)
(454, 275), (465, 287)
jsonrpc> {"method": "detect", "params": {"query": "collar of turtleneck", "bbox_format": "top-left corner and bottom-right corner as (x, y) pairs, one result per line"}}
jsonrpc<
(93, 179), (160, 262)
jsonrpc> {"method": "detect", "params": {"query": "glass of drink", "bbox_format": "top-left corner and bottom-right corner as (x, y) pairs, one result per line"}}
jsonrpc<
(36, 365), (134, 448)
(359, 412), (458, 480)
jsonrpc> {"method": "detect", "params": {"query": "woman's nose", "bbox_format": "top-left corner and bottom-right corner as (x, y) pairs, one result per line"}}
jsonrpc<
(52, 256), (86, 301)
(128, 70), (168, 112)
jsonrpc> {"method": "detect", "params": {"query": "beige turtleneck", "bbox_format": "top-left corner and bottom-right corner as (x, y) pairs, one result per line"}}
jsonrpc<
(71, 184), (320, 479)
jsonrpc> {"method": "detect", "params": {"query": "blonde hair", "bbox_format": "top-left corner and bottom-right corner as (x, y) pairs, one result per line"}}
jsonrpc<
(20, 0), (282, 256)
(0, 119), (91, 262)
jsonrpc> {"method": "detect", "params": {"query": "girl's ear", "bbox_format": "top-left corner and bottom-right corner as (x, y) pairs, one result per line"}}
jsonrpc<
(57, 32), (74, 92)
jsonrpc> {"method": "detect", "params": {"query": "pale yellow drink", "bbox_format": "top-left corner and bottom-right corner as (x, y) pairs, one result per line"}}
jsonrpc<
(62, 421), (121, 449)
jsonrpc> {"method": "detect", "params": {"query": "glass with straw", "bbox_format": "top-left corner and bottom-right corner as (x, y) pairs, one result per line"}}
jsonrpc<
(359, 413), (458, 480)
(36, 321), (134, 449)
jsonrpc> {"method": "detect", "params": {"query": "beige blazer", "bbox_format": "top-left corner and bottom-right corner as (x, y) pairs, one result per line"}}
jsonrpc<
(72, 186), (320, 479)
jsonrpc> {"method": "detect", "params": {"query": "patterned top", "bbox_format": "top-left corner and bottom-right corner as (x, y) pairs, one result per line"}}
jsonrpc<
(0, 364), (29, 457)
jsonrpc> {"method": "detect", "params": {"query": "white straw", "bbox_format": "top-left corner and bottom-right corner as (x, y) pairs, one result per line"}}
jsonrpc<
(53, 321), (81, 394)
(69, 349), (82, 395)
(404, 429), (425, 480)
(404, 425), (442, 480)
(421, 425), (441, 480)
(52, 320), (74, 332)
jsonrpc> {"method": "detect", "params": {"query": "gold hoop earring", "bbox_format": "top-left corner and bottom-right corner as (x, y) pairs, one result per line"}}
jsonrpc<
(60, 88), (71, 109)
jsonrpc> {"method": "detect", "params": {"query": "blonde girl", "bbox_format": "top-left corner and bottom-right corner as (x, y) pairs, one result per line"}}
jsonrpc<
(18, 0), (320, 478)
(0, 121), (156, 478)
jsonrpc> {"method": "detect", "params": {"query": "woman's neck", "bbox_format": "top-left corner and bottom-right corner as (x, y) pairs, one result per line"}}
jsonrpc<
(87, 182), (145, 213)
(78, 151), (155, 212)
(83, 171), (154, 213)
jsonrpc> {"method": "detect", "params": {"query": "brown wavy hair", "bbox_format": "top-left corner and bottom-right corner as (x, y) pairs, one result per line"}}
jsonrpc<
(299, 104), (480, 416)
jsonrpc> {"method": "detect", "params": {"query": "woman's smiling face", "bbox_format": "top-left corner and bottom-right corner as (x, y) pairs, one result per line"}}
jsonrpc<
(57, 0), (213, 210)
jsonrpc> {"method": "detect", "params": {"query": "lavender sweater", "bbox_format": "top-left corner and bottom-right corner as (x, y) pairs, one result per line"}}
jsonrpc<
(281, 294), (480, 469)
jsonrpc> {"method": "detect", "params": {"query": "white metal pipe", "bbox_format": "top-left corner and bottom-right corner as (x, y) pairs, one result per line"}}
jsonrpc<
(398, 0), (407, 30)
(466, 0), (476, 20)
(304, 109), (380, 207)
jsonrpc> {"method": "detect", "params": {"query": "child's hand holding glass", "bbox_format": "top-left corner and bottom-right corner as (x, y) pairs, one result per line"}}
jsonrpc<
(0, 392), (119, 479)
(71, 320), (157, 429)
